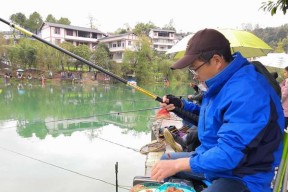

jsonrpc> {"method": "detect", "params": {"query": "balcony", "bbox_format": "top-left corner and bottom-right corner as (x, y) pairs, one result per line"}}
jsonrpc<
(109, 46), (126, 52)
(64, 35), (98, 43)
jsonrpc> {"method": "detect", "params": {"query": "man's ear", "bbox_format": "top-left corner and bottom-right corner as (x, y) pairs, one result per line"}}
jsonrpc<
(213, 54), (224, 70)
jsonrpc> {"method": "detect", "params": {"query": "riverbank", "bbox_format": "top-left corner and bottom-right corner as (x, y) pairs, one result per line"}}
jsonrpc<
(0, 71), (111, 86)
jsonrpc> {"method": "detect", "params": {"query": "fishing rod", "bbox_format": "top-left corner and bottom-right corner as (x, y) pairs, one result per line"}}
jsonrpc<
(0, 18), (199, 123)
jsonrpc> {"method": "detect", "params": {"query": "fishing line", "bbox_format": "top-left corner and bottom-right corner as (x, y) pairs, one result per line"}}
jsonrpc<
(0, 145), (131, 190)
(86, 130), (140, 152)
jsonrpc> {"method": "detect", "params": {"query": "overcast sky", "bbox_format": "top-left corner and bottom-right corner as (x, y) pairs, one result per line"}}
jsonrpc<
(0, 0), (287, 33)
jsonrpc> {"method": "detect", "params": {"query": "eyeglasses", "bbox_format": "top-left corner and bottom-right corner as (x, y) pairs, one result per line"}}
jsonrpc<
(188, 61), (208, 76)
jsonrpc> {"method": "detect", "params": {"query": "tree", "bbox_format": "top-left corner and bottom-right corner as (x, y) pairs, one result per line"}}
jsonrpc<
(274, 41), (285, 52)
(57, 17), (71, 25)
(261, 0), (288, 15)
(89, 43), (118, 76)
(9, 12), (27, 27)
(282, 38), (288, 53)
(59, 41), (75, 70)
(26, 12), (43, 33)
(133, 21), (157, 35)
(114, 28), (129, 34)
(91, 43), (112, 72)
(30, 42), (59, 71)
(12, 38), (37, 69)
(72, 44), (91, 70)
(122, 35), (156, 84)
(45, 14), (57, 23)
(153, 52), (172, 82)
(277, 26), (288, 40)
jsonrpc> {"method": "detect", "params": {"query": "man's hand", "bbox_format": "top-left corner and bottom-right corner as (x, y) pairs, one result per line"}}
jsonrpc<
(151, 160), (179, 182)
(160, 95), (183, 112)
(151, 158), (191, 182)
(166, 95), (183, 108)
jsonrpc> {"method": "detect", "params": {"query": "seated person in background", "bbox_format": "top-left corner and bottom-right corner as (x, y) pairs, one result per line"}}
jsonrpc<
(188, 82), (203, 104)
(162, 124), (200, 153)
(160, 94), (201, 152)
(280, 67), (288, 128)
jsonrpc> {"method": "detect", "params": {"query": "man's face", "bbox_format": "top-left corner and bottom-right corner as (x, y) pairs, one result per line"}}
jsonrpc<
(189, 54), (225, 82)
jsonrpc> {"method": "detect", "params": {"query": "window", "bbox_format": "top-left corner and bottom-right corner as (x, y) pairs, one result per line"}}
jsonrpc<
(92, 33), (97, 39)
(66, 29), (73, 36)
(168, 39), (173, 43)
(128, 41), (131, 45)
(158, 31), (169, 37)
(78, 31), (89, 38)
(54, 27), (60, 34)
(117, 41), (121, 47)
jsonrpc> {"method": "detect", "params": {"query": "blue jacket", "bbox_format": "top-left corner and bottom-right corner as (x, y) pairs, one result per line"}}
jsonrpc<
(184, 53), (284, 192)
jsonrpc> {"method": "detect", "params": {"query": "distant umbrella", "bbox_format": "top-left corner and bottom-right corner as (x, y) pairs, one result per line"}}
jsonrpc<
(166, 34), (194, 55)
(256, 53), (288, 69)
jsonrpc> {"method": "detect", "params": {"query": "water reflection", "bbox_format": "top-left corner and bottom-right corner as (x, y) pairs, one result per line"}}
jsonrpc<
(0, 82), (192, 192)
(0, 83), (173, 138)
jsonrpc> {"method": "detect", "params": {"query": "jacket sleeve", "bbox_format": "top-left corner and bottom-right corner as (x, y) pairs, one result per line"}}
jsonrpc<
(172, 99), (200, 125)
(182, 99), (201, 114)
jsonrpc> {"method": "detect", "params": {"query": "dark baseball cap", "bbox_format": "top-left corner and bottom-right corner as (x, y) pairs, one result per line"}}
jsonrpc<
(171, 28), (230, 69)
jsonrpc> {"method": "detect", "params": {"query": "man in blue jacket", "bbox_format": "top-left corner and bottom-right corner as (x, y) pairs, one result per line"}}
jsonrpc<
(151, 28), (285, 192)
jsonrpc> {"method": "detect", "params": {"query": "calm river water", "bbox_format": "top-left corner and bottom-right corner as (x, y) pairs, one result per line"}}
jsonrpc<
(0, 81), (193, 192)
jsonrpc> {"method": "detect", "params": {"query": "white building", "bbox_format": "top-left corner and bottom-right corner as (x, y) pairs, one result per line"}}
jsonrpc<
(37, 22), (177, 63)
(149, 28), (177, 53)
(98, 32), (138, 63)
(39, 22), (107, 49)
